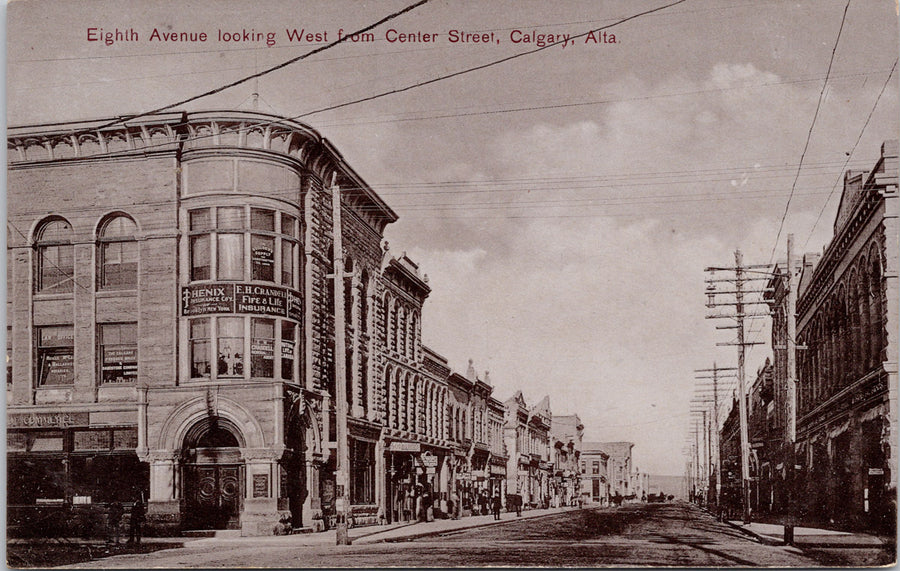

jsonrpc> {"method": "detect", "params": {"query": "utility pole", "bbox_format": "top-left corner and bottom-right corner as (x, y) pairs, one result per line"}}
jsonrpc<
(706, 250), (771, 524)
(784, 233), (798, 545)
(330, 173), (352, 546)
(694, 364), (736, 517)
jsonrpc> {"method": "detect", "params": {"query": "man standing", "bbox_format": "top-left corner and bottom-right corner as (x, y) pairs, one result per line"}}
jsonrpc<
(491, 494), (502, 520)
(128, 498), (146, 548)
(107, 501), (124, 547)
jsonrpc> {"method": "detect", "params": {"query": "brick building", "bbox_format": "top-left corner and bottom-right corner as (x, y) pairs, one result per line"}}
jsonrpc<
(550, 414), (583, 507)
(791, 141), (898, 532)
(6, 111), (452, 535)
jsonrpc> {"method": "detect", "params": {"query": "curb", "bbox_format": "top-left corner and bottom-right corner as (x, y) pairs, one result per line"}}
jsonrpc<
(721, 519), (785, 547)
(367, 509), (576, 544)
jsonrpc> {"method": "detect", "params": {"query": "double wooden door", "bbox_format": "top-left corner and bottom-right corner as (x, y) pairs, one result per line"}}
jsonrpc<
(185, 463), (242, 530)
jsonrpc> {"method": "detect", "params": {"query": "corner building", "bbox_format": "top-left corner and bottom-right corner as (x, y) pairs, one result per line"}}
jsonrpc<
(6, 111), (430, 535)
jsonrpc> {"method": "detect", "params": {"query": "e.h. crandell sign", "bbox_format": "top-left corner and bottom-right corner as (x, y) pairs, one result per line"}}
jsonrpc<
(182, 283), (302, 320)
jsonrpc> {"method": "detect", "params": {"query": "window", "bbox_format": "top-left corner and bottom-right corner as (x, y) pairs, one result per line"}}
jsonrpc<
(188, 207), (299, 286)
(98, 215), (138, 290)
(217, 317), (244, 378)
(37, 325), (74, 385)
(251, 318), (275, 378)
(250, 208), (275, 281)
(592, 461), (600, 475)
(190, 319), (211, 378)
(7, 326), (12, 389)
(189, 316), (298, 381)
(99, 323), (137, 383)
(281, 321), (295, 380)
(35, 218), (74, 294)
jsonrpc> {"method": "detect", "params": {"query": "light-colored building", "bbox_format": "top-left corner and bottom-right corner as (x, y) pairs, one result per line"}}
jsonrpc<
(580, 442), (610, 504)
(550, 414), (583, 507)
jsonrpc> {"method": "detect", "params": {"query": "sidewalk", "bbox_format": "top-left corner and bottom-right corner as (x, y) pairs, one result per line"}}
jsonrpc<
(725, 520), (895, 549)
(184, 506), (576, 548)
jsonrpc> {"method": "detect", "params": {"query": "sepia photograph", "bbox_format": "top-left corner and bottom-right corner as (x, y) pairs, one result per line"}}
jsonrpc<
(5, 0), (899, 567)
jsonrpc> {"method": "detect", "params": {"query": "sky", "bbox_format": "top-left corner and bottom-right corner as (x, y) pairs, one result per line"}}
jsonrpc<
(7, 0), (899, 475)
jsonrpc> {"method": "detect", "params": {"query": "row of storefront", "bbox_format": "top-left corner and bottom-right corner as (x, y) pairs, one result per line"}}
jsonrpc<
(7, 111), (586, 536)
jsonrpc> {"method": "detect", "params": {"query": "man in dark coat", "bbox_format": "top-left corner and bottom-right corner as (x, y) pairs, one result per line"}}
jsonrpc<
(128, 498), (146, 547)
(491, 494), (502, 520)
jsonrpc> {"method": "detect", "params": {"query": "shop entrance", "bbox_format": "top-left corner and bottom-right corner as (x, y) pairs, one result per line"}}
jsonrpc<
(182, 424), (243, 530)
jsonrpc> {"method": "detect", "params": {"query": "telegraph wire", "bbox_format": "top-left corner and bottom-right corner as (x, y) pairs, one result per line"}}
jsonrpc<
(83, 0), (434, 134)
(287, 0), (689, 121)
(803, 57), (898, 250)
(768, 0), (852, 265)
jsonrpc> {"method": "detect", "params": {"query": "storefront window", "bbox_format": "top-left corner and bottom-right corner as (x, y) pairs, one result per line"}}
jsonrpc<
(281, 320), (295, 380)
(251, 318), (275, 377)
(190, 318), (211, 378)
(37, 325), (74, 385)
(99, 322), (138, 383)
(217, 317), (244, 378)
(35, 218), (74, 294)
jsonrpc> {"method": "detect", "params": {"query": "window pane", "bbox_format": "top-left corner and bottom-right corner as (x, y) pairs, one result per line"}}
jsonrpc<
(100, 323), (137, 383)
(100, 241), (138, 289)
(251, 235), (275, 281)
(190, 235), (210, 281)
(101, 216), (136, 239)
(189, 209), (211, 231)
(39, 244), (74, 293)
(217, 233), (243, 280)
(281, 241), (295, 287)
(217, 317), (244, 378)
(217, 207), (244, 230)
(281, 320), (295, 381)
(38, 220), (72, 242)
(251, 318), (275, 378)
(281, 214), (297, 238)
(190, 319), (210, 378)
(37, 326), (74, 385)
(250, 208), (275, 232)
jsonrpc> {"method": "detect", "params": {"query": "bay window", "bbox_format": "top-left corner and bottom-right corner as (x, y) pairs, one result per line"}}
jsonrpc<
(187, 315), (299, 381)
(188, 206), (298, 286)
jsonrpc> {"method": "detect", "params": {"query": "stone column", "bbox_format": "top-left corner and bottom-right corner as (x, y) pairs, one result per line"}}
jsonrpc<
(241, 448), (283, 536)
(145, 450), (180, 533)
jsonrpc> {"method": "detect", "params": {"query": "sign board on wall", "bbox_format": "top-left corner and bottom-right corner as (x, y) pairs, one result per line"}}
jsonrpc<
(181, 283), (302, 320)
(388, 442), (421, 453)
(253, 474), (269, 498)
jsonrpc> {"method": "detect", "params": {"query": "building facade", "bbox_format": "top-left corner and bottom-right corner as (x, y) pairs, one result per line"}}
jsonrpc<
(6, 111), (454, 536)
(791, 141), (898, 532)
(580, 442), (609, 505)
(600, 442), (634, 500)
(503, 392), (553, 509)
(550, 414), (583, 507)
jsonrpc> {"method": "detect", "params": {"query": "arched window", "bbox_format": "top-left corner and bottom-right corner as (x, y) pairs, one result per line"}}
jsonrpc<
(98, 214), (138, 290)
(35, 218), (74, 294)
(869, 247), (884, 368)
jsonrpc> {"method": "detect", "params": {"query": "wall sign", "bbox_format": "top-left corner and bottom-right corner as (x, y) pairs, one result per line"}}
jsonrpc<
(182, 283), (302, 320)
(253, 474), (269, 498)
(388, 442), (421, 453)
(8, 412), (89, 428)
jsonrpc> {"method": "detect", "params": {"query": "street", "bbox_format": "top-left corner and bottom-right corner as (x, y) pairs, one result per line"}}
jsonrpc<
(62, 502), (894, 568)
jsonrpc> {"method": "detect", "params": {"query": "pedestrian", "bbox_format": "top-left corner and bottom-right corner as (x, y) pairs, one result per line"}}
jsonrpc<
(107, 501), (124, 547)
(450, 490), (460, 520)
(515, 494), (522, 517)
(491, 494), (502, 520)
(128, 498), (145, 547)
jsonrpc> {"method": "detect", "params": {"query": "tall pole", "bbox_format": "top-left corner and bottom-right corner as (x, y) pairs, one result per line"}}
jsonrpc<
(784, 234), (798, 544)
(713, 364), (721, 516)
(331, 173), (351, 546)
(735, 249), (752, 524)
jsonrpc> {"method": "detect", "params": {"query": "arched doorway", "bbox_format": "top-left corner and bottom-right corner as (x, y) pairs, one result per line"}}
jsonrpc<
(181, 420), (244, 530)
